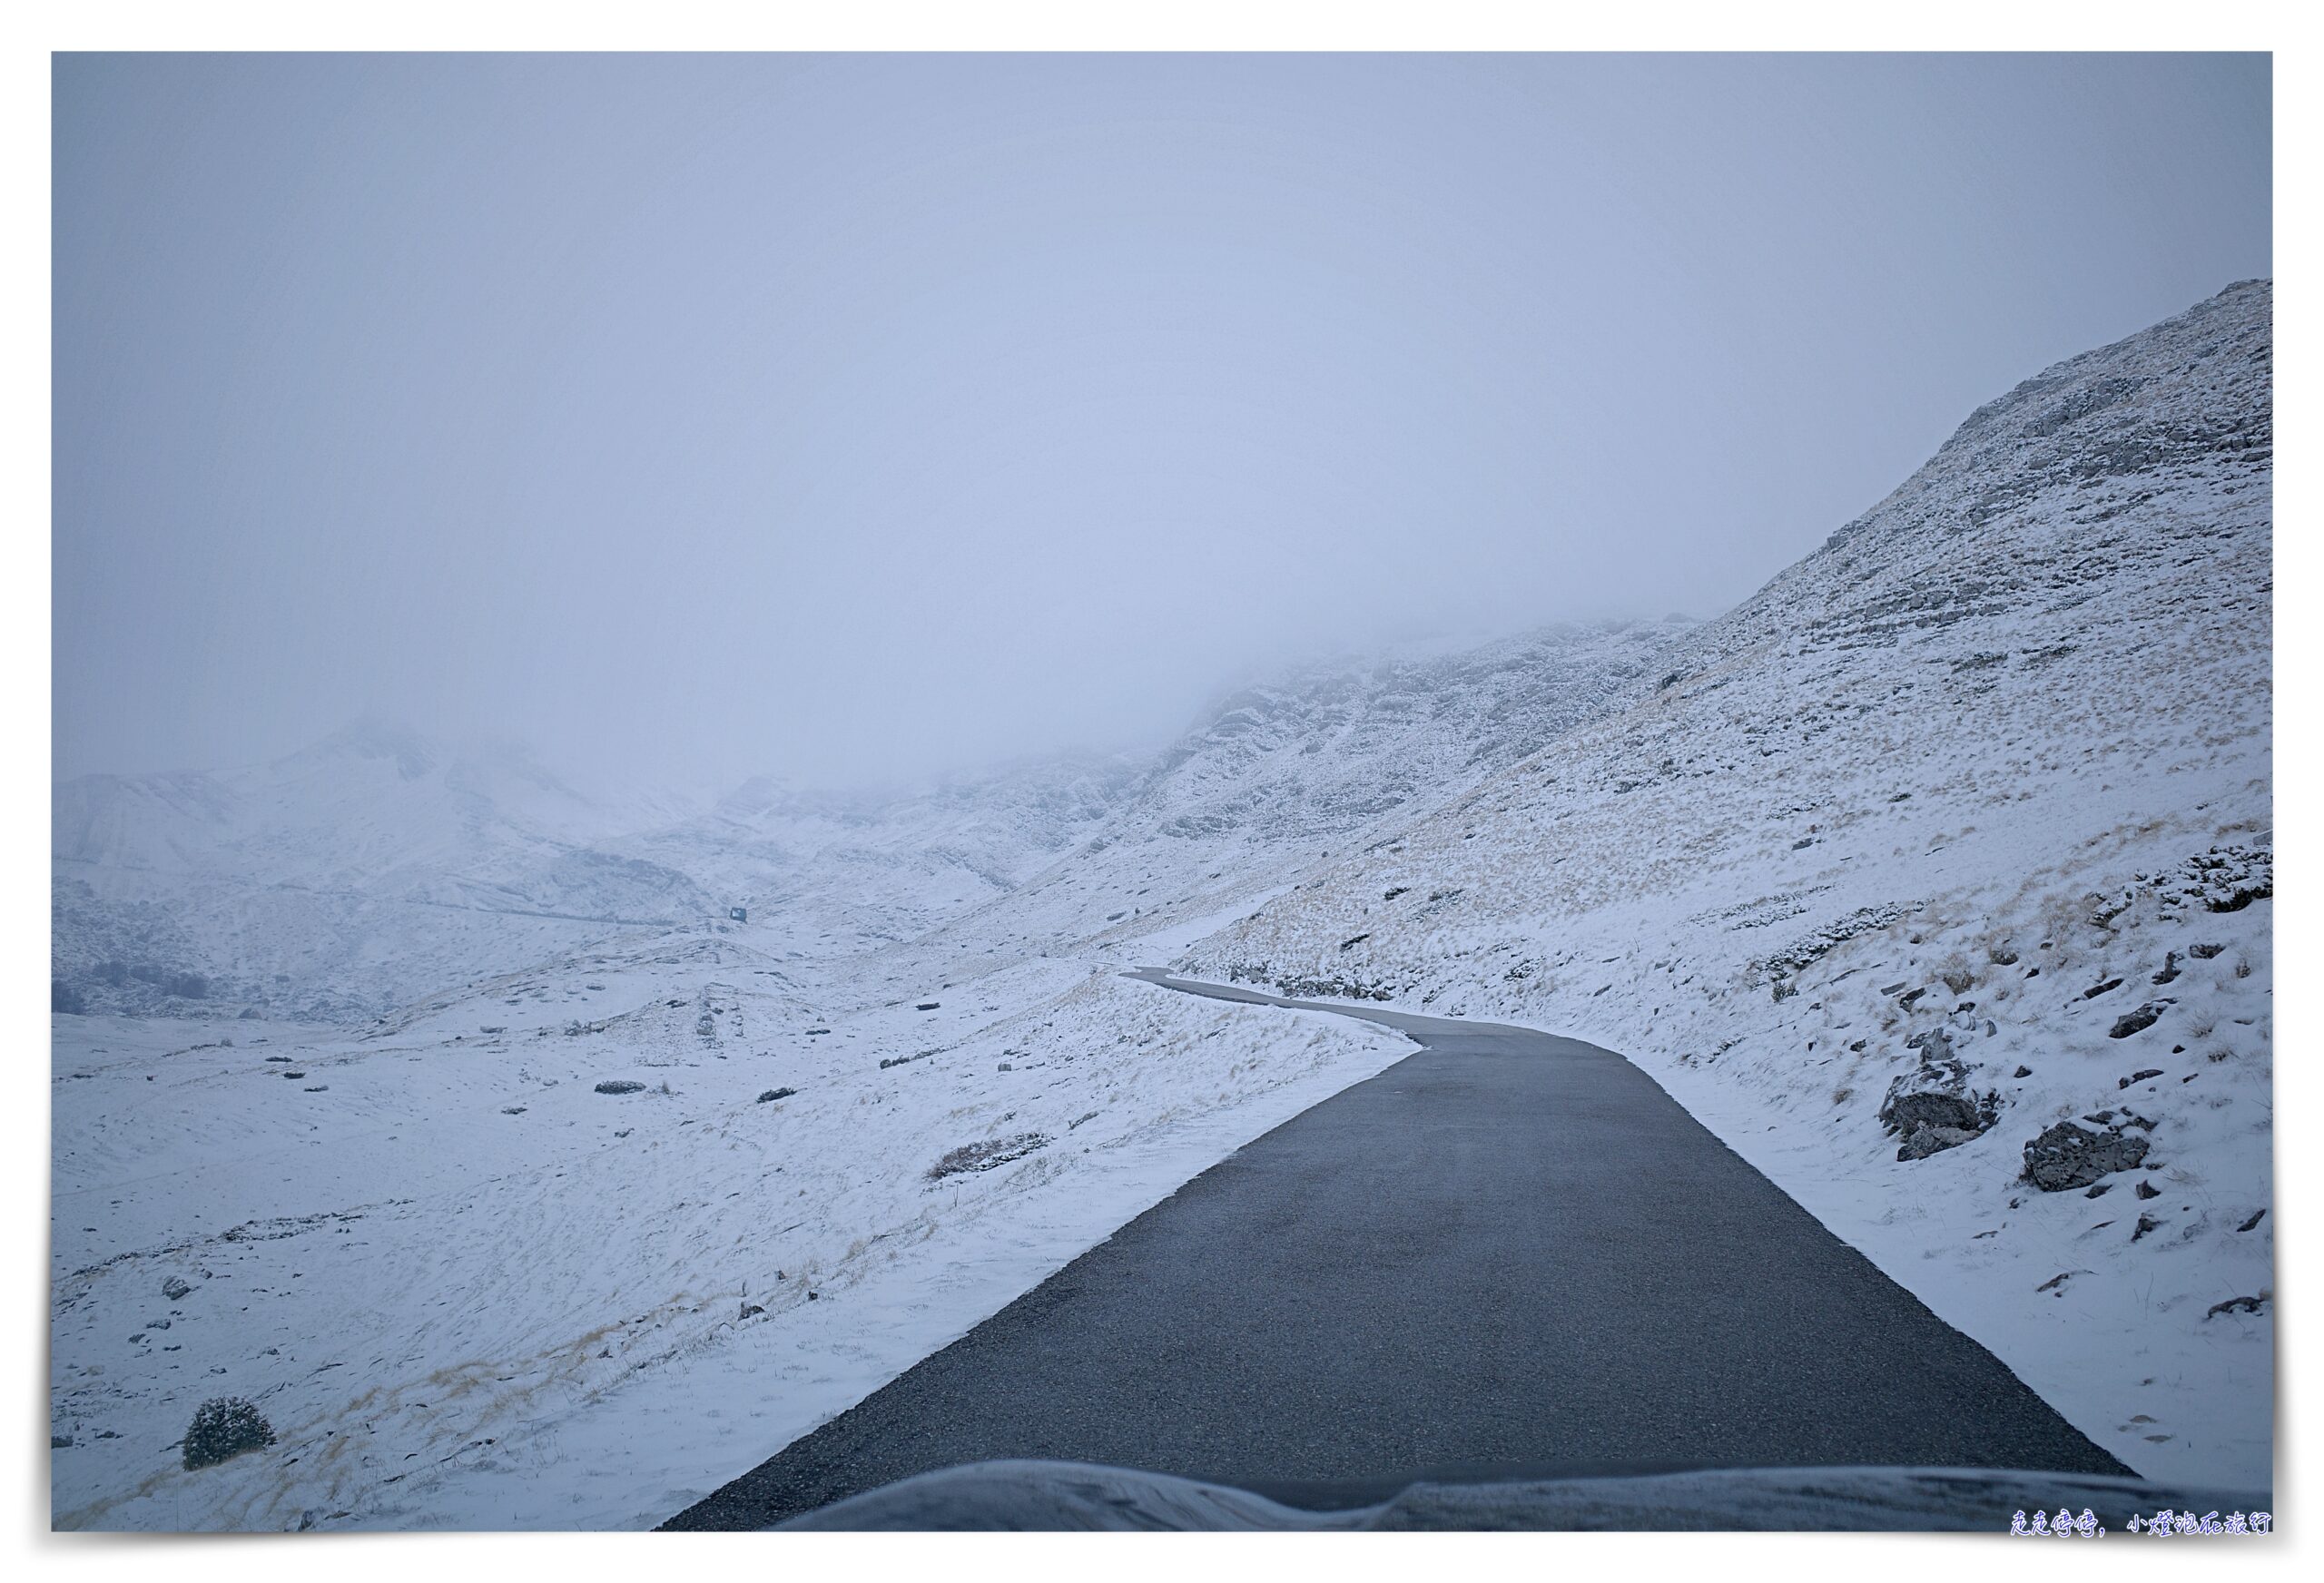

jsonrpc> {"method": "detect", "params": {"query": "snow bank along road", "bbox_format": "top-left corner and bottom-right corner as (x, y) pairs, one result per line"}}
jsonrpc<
(665, 970), (2131, 1529)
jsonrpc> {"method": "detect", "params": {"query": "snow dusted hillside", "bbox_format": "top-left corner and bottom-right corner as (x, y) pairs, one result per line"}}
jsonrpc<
(614, 752), (1150, 959)
(1180, 280), (2274, 1486)
(899, 618), (1699, 975)
(53, 720), (716, 1021)
(54, 620), (1697, 1026)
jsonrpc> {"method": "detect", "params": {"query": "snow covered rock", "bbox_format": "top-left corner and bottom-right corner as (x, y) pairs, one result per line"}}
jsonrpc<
(1877, 1027), (2001, 1160)
(2021, 1119), (2152, 1192)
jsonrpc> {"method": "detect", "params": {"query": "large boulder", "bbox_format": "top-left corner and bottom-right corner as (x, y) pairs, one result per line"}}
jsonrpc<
(2022, 1120), (2152, 1191)
(1878, 1029), (2000, 1160)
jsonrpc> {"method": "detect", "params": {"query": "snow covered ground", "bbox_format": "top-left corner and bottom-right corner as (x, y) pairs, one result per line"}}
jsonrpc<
(50, 954), (1407, 1529)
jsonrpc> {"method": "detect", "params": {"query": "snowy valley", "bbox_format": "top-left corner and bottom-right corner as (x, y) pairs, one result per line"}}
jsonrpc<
(51, 283), (2272, 1528)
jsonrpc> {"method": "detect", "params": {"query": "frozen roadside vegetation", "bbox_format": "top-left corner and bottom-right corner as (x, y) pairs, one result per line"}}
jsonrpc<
(50, 956), (1406, 1529)
(1181, 280), (2273, 1486)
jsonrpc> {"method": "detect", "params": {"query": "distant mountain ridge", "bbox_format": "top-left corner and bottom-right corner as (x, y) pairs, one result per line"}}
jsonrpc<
(53, 615), (1701, 1019)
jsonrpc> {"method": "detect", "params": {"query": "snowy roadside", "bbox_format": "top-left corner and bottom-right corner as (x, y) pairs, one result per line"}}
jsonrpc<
(51, 959), (1409, 1530)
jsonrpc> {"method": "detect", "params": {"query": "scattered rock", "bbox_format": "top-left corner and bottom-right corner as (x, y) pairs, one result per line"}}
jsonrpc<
(997, 1061), (1013, 1072)
(2118, 1067), (2165, 1086)
(739, 1303), (764, 1321)
(2237, 1208), (2267, 1233)
(2135, 1180), (2161, 1200)
(52, 1433), (72, 1449)
(594, 1080), (646, 1096)
(755, 1087), (796, 1104)
(2132, 1214), (2161, 1242)
(1878, 1028), (1999, 1160)
(2109, 1005), (2166, 1039)
(2013, 1065), (2034, 1078)
(2023, 1119), (2151, 1191)
(2205, 1294), (2267, 1320)
(500, 1106), (527, 1116)
(2085, 1183), (2112, 1198)
(1338, 934), (1372, 951)
(2152, 951), (2181, 986)
(2083, 978), (2123, 999)
(915, 1002), (940, 1011)
(2188, 942), (2226, 959)
(162, 1276), (192, 1302)
(1898, 1125), (1981, 1161)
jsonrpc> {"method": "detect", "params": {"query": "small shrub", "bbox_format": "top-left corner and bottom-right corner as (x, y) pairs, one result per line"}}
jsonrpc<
(1937, 954), (1975, 996)
(182, 1397), (273, 1470)
(926, 1132), (1050, 1181)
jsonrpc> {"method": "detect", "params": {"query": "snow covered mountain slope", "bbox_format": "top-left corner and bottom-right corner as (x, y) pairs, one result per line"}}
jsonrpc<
(53, 722), (719, 1020)
(54, 618), (1697, 1026)
(856, 619), (1700, 994)
(1179, 280), (2274, 1487)
(613, 752), (1150, 959)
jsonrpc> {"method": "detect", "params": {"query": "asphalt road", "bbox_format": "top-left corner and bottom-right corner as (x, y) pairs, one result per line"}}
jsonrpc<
(664, 970), (2132, 1529)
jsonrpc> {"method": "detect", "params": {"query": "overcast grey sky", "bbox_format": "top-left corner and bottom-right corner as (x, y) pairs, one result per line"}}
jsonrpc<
(53, 53), (2270, 791)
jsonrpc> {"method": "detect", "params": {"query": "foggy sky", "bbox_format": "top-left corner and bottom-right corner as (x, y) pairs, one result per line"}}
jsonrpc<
(53, 53), (2271, 792)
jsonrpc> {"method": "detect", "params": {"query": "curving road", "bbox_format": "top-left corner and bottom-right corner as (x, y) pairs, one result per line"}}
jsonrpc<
(664, 970), (2131, 1529)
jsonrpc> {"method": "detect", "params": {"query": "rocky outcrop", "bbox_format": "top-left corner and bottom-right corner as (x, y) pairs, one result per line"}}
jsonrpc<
(1878, 1027), (2000, 1161)
(2022, 1119), (2152, 1192)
